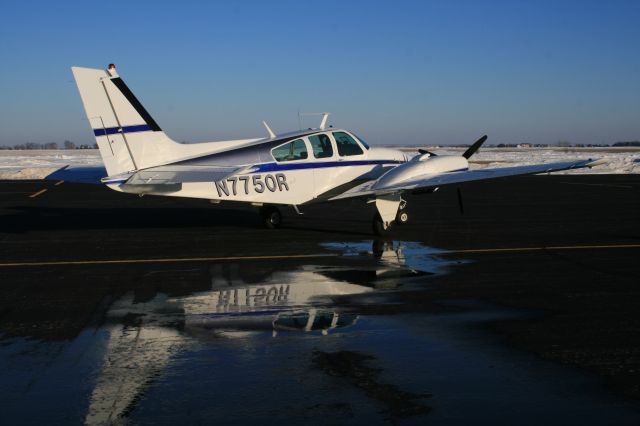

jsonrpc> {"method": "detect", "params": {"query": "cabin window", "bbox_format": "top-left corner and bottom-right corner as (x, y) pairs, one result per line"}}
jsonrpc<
(354, 134), (371, 150)
(333, 131), (364, 156)
(308, 134), (334, 159)
(271, 139), (308, 162)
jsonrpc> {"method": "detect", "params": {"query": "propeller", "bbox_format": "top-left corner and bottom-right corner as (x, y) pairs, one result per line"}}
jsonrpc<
(455, 135), (487, 214)
(420, 134), (487, 158)
(418, 149), (437, 156)
(462, 135), (488, 159)
(456, 187), (465, 215)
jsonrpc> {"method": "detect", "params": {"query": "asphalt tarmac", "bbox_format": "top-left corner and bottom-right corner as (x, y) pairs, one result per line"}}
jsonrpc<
(1, 175), (639, 424)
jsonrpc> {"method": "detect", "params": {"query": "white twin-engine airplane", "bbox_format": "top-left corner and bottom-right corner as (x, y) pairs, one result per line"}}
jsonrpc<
(48, 64), (604, 234)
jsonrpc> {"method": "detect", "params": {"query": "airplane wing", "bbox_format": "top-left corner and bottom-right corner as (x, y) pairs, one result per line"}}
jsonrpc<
(45, 165), (108, 184)
(330, 159), (606, 200)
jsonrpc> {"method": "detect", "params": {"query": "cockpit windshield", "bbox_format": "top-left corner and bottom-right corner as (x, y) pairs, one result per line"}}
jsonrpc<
(333, 132), (364, 156)
(353, 134), (371, 150)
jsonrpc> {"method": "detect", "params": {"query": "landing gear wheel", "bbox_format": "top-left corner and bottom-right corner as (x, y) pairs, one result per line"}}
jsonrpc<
(395, 210), (409, 225)
(260, 206), (282, 229)
(395, 199), (408, 225)
(372, 213), (393, 236)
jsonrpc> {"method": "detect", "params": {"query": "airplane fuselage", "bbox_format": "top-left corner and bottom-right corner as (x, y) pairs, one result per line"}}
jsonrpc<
(110, 129), (410, 205)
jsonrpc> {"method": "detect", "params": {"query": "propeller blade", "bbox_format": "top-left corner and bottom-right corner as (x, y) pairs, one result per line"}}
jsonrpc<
(457, 187), (465, 215)
(462, 135), (488, 159)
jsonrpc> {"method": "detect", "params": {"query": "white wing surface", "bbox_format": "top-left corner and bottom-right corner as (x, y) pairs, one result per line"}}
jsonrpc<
(330, 159), (606, 200)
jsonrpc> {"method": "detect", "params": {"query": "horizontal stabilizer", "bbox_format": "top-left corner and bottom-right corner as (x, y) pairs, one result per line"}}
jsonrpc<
(121, 165), (243, 186)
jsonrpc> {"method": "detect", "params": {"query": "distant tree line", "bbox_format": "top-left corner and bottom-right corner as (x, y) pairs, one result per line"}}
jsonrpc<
(492, 143), (551, 148)
(612, 141), (640, 147)
(0, 140), (98, 150)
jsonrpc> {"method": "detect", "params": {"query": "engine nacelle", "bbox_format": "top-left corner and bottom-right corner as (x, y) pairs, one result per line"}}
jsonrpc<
(373, 155), (468, 189)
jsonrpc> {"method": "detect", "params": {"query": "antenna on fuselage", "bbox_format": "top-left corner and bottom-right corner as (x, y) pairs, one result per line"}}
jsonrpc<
(298, 112), (331, 130)
(319, 112), (330, 130)
(262, 121), (276, 139)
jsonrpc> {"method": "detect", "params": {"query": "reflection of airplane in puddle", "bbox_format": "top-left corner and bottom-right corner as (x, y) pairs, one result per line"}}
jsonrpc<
(187, 263), (369, 336)
(86, 240), (430, 425)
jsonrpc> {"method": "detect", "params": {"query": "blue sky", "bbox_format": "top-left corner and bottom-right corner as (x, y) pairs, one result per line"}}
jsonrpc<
(1, 0), (638, 146)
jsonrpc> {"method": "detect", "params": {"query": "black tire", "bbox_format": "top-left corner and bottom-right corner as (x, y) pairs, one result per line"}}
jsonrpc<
(372, 213), (393, 236)
(372, 239), (388, 258)
(395, 209), (409, 225)
(260, 206), (282, 229)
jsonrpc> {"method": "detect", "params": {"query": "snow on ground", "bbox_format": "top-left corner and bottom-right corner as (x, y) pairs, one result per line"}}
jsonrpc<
(402, 147), (640, 174)
(0, 147), (638, 180)
(0, 150), (101, 179)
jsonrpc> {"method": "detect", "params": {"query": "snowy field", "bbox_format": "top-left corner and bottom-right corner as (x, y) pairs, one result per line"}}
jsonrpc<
(414, 146), (640, 175)
(0, 150), (103, 180)
(0, 147), (638, 180)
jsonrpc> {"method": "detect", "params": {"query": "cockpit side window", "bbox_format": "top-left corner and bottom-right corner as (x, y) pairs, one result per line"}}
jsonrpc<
(271, 139), (308, 162)
(308, 134), (334, 159)
(333, 131), (364, 156)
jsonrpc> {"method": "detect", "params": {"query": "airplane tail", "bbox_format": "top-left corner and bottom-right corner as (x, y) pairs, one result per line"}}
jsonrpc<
(71, 65), (179, 176)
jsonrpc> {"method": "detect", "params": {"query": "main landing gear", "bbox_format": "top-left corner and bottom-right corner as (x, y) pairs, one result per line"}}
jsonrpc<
(372, 198), (408, 236)
(259, 205), (282, 229)
(258, 199), (408, 234)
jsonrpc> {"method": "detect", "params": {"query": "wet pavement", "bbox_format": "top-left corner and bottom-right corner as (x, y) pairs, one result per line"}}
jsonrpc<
(1, 240), (640, 425)
(1, 176), (640, 424)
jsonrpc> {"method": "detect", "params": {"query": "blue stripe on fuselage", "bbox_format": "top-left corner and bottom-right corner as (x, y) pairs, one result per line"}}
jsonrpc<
(93, 124), (152, 137)
(252, 159), (403, 173)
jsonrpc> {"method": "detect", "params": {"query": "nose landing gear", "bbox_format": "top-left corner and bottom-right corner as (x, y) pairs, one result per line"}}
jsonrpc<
(372, 212), (391, 236)
(395, 199), (409, 225)
(372, 197), (408, 235)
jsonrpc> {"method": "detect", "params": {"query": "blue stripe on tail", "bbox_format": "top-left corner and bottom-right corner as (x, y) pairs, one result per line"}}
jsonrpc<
(93, 124), (152, 136)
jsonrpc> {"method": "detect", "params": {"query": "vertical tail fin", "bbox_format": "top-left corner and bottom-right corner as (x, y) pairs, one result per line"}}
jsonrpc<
(71, 65), (178, 176)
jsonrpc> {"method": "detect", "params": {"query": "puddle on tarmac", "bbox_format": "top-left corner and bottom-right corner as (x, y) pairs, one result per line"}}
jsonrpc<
(0, 240), (639, 425)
